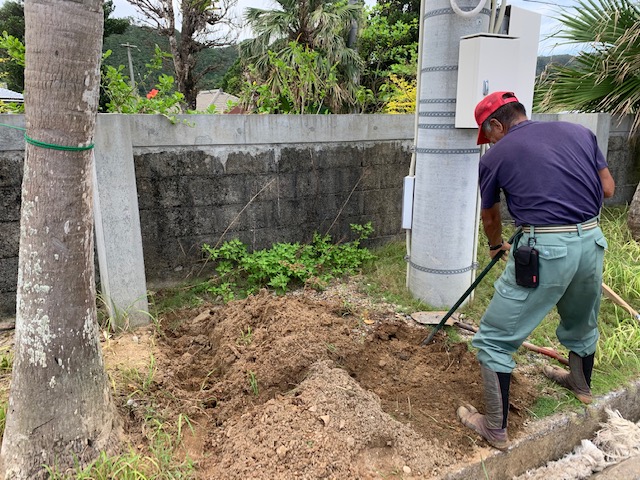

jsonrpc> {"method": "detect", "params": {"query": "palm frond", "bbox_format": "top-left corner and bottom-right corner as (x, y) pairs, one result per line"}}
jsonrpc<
(557, 0), (639, 45)
(537, 0), (640, 135)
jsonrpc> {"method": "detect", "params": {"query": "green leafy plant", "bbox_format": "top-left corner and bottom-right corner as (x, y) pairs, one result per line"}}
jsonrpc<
(101, 46), (185, 120)
(380, 73), (416, 113)
(0, 99), (23, 113)
(0, 32), (25, 113)
(0, 31), (25, 67)
(240, 42), (339, 114)
(202, 223), (375, 297)
(241, 0), (363, 113)
(357, 2), (419, 113)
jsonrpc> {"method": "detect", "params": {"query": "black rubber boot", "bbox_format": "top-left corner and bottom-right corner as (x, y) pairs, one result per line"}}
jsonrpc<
(543, 351), (594, 404)
(457, 366), (511, 450)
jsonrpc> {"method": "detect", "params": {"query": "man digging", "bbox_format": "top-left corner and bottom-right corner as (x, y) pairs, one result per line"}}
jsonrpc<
(457, 91), (616, 449)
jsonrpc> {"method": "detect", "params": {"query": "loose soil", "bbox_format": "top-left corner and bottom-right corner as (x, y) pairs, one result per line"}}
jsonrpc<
(103, 282), (541, 479)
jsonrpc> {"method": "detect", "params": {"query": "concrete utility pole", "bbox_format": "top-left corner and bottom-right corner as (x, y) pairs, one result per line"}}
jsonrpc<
(406, 0), (489, 307)
(121, 43), (137, 90)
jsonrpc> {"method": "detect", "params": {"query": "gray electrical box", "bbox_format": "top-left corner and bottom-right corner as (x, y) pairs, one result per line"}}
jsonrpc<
(455, 6), (541, 128)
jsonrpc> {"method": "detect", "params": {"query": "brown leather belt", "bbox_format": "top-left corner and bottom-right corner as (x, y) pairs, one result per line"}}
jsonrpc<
(522, 220), (599, 234)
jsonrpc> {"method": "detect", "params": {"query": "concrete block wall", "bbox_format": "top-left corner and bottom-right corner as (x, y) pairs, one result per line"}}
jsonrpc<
(125, 114), (415, 284)
(1, 113), (639, 316)
(0, 115), (25, 317)
(607, 115), (640, 205)
(0, 114), (415, 314)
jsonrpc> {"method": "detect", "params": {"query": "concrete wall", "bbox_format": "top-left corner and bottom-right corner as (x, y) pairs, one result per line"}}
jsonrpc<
(128, 114), (414, 285)
(0, 115), (24, 316)
(607, 115), (640, 205)
(1, 113), (639, 316)
(0, 114), (415, 315)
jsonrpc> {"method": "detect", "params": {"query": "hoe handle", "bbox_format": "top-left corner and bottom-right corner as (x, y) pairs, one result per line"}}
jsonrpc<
(455, 321), (569, 366)
(420, 229), (521, 346)
(602, 283), (640, 321)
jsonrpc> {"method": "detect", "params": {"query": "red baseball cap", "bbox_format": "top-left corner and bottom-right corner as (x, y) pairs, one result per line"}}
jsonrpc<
(474, 91), (519, 144)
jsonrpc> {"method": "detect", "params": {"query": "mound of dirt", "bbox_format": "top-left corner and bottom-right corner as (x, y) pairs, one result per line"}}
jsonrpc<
(111, 286), (540, 479)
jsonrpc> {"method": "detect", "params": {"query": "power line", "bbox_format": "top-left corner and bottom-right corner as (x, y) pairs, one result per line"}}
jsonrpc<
(520, 0), (572, 6)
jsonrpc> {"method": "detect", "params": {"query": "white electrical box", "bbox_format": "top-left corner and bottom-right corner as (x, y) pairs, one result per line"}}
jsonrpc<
(455, 6), (541, 128)
(402, 176), (415, 229)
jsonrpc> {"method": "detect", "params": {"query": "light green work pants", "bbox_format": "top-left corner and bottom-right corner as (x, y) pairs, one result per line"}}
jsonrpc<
(473, 224), (608, 373)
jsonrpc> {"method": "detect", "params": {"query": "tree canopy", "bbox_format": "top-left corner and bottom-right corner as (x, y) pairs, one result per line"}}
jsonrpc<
(124, 0), (238, 108)
(239, 0), (364, 113)
(0, 0), (131, 93)
(358, 1), (419, 112)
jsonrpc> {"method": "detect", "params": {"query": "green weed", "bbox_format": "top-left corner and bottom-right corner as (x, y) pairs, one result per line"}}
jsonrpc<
(97, 292), (156, 333)
(0, 352), (13, 374)
(601, 207), (640, 299)
(201, 223), (374, 297)
(143, 355), (157, 393)
(120, 354), (157, 397)
(148, 283), (208, 316)
(44, 414), (195, 479)
(0, 402), (6, 438)
(238, 326), (253, 346)
(248, 371), (259, 396)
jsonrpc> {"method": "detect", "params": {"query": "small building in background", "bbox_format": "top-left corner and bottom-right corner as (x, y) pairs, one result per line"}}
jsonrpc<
(0, 88), (24, 104)
(195, 89), (239, 113)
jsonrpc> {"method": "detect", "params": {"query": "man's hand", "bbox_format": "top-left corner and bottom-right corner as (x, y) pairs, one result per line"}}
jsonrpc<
(490, 241), (511, 261)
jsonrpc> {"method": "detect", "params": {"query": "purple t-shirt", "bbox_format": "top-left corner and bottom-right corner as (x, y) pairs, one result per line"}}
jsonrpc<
(479, 120), (608, 226)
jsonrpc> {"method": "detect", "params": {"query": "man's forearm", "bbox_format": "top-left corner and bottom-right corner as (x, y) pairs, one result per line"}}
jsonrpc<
(481, 204), (503, 246)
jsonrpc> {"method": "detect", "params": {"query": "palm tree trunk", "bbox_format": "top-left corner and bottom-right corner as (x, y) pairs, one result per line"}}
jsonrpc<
(0, 0), (120, 477)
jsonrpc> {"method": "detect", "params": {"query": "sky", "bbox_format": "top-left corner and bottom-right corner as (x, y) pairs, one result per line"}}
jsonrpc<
(106, 0), (579, 55)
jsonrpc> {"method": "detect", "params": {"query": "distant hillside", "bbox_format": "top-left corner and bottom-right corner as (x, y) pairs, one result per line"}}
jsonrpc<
(102, 25), (238, 94)
(536, 54), (574, 77)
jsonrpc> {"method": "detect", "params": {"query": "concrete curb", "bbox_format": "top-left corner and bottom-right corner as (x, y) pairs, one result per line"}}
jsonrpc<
(442, 379), (640, 479)
(591, 455), (640, 479)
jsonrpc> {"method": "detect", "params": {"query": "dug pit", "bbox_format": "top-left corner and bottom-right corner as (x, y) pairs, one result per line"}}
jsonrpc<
(111, 286), (546, 479)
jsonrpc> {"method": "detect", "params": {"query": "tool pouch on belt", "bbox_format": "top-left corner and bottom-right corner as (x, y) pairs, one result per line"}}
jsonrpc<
(514, 245), (539, 288)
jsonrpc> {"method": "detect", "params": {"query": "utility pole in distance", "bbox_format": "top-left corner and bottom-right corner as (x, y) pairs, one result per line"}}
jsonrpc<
(121, 43), (137, 90)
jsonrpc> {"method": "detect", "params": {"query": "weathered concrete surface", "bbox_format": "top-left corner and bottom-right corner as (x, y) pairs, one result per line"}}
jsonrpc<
(129, 115), (414, 284)
(591, 454), (640, 479)
(442, 379), (640, 479)
(94, 115), (149, 327)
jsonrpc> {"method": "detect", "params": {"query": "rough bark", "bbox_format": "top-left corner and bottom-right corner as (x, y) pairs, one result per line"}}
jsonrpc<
(0, 0), (120, 478)
(629, 182), (640, 241)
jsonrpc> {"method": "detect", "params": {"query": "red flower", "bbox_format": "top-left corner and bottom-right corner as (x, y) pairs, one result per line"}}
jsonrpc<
(146, 89), (159, 99)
